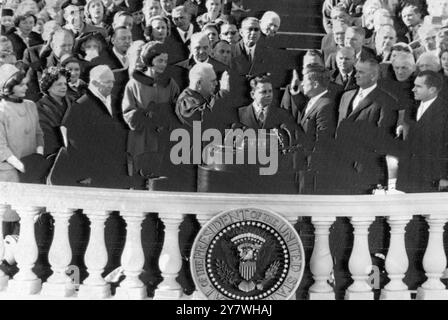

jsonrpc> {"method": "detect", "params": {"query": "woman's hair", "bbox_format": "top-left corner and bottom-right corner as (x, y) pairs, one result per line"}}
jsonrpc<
(39, 66), (70, 94)
(144, 15), (171, 39)
(1, 71), (26, 97)
(84, 0), (105, 24)
(140, 40), (167, 68)
(14, 12), (37, 27)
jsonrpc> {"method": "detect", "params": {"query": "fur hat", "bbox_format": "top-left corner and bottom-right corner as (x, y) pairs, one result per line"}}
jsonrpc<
(140, 41), (168, 67)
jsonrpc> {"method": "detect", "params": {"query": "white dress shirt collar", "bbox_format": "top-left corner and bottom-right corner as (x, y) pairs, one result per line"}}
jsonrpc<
(358, 83), (377, 98)
(88, 84), (113, 116)
(177, 24), (194, 43)
(252, 101), (267, 117)
(113, 47), (129, 68)
(305, 90), (328, 115)
(352, 84), (377, 111)
(244, 44), (256, 59)
(417, 96), (437, 121)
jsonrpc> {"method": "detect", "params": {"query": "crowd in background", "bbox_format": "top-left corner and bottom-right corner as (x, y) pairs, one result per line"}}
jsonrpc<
(0, 0), (448, 200)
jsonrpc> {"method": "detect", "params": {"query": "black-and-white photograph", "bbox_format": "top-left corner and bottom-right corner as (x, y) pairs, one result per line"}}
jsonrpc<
(0, 0), (448, 304)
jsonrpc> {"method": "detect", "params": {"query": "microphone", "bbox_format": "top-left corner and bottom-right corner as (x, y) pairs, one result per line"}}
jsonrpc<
(279, 124), (292, 147)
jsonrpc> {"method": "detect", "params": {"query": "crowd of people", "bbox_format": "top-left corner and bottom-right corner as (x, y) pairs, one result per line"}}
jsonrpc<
(0, 0), (448, 199)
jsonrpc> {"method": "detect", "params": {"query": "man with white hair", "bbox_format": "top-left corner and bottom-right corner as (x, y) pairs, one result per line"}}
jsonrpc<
(260, 11), (281, 38)
(175, 62), (230, 128)
(379, 51), (417, 116)
(172, 31), (229, 90)
(49, 65), (131, 188)
(416, 51), (442, 72)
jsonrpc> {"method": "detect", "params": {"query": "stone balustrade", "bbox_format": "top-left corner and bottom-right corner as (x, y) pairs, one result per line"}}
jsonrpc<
(1, 182), (448, 300)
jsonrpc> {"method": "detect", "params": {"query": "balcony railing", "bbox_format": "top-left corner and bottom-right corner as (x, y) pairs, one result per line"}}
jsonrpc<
(0, 181), (448, 300)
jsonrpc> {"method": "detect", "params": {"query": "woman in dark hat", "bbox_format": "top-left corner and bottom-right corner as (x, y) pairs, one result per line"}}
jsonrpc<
(61, 54), (88, 101)
(0, 63), (44, 184)
(36, 66), (72, 157)
(122, 41), (181, 188)
(73, 30), (105, 61)
(0, 8), (15, 35)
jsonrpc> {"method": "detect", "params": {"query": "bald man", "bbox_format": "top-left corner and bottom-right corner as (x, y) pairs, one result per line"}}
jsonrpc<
(49, 65), (132, 189)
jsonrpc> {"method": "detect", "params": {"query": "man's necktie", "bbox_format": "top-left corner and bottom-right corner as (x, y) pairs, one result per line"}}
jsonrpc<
(258, 108), (265, 126)
(349, 90), (364, 115)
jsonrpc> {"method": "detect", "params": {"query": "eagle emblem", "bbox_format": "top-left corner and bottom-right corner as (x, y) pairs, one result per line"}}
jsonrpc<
(191, 208), (304, 300)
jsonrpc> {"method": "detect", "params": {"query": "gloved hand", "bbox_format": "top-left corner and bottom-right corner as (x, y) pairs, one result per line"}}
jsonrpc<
(7, 155), (25, 173)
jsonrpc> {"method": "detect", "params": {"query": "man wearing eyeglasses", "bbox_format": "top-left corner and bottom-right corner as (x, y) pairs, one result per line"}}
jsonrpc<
(219, 22), (239, 57)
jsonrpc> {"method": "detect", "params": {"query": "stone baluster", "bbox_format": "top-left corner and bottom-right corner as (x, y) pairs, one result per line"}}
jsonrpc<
(7, 206), (42, 295)
(78, 210), (111, 299)
(192, 214), (211, 300)
(416, 215), (448, 300)
(154, 213), (184, 300)
(0, 204), (9, 290)
(309, 217), (336, 300)
(345, 216), (375, 300)
(380, 216), (412, 300)
(41, 208), (76, 297)
(115, 211), (147, 300)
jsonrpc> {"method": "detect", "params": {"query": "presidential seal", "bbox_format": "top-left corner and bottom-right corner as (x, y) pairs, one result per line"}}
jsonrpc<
(190, 208), (305, 300)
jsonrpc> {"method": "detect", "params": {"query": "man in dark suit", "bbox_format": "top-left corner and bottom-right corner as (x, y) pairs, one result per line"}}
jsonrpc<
(394, 71), (448, 193)
(334, 57), (398, 194)
(331, 46), (358, 91)
(231, 17), (281, 107)
(283, 64), (337, 194)
(170, 31), (228, 91)
(326, 26), (376, 70)
(236, 75), (307, 191)
(90, 26), (131, 122)
(168, 5), (200, 64)
(237, 75), (298, 132)
(49, 65), (131, 189)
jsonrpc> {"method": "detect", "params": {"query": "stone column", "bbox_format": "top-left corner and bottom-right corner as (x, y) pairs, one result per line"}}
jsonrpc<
(309, 217), (336, 300)
(115, 211), (147, 300)
(345, 216), (375, 300)
(78, 210), (111, 299)
(380, 216), (412, 300)
(41, 208), (76, 297)
(7, 206), (42, 295)
(153, 213), (184, 300)
(416, 215), (448, 300)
